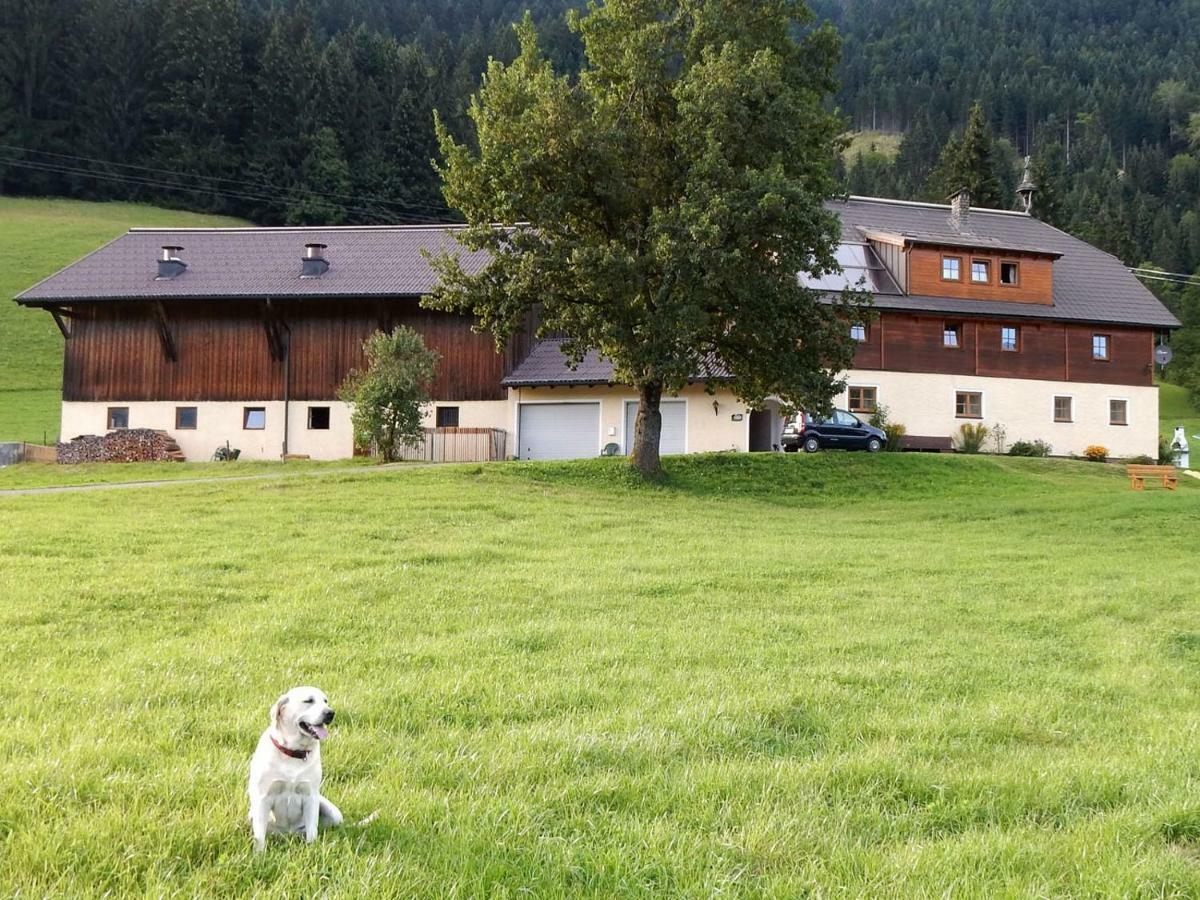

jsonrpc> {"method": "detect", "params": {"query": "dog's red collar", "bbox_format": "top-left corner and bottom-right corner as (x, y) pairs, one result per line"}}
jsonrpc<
(271, 735), (310, 760)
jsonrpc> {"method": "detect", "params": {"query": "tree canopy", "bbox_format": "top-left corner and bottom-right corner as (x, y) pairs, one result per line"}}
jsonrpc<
(426, 1), (861, 476)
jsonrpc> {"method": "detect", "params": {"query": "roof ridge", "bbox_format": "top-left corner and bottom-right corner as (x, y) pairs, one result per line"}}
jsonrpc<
(127, 224), (467, 234)
(842, 195), (1032, 217)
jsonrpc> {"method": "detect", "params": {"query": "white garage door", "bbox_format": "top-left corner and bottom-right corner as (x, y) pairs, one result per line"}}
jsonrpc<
(624, 400), (687, 455)
(518, 403), (601, 460)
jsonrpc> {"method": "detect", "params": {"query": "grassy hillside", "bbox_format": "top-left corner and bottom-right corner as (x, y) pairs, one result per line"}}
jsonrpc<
(1, 453), (1199, 895)
(1159, 381), (1200, 446)
(0, 197), (245, 443)
(842, 130), (902, 164)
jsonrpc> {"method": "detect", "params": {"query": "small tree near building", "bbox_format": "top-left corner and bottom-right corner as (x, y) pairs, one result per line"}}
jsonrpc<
(338, 326), (439, 461)
(426, 1), (863, 478)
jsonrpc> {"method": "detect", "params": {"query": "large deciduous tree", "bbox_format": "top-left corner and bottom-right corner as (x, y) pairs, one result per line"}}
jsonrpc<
(425, 1), (862, 477)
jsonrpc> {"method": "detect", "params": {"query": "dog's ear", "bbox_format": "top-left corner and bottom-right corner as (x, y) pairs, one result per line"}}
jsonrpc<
(269, 694), (289, 729)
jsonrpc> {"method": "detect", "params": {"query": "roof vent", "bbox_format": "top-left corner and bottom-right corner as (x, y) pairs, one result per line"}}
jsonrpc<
(156, 246), (187, 280)
(948, 188), (970, 232)
(1016, 156), (1037, 215)
(301, 243), (329, 278)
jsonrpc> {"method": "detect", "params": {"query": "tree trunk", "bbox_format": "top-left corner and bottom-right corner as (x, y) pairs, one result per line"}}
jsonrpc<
(631, 381), (663, 478)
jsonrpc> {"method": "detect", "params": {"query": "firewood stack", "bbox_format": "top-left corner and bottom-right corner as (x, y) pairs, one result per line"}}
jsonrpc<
(57, 429), (186, 464)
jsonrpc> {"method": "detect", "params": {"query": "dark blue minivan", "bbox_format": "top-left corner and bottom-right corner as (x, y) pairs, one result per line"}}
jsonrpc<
(781, 409), (886, 453)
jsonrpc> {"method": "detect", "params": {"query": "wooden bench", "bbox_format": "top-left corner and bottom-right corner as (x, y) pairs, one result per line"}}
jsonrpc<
(1127, 464), (1178, 491)
(900, 435), (954, 453)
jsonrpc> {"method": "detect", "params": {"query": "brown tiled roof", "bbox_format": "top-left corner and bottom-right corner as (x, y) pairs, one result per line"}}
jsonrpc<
(502, 338), (730, 387)
(829, 197), (1179, 328)
(15, 198), (1178, 330)
(15, 225), (485, 304)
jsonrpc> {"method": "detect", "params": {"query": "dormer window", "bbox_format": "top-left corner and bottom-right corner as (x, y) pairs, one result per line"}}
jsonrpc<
(941, 256), (962, 282)
(1000, 261), (1020, 286)
(971, 260), (990, 283)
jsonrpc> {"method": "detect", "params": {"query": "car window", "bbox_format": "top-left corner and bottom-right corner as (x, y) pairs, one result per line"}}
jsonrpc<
(835, 411), (860, 426)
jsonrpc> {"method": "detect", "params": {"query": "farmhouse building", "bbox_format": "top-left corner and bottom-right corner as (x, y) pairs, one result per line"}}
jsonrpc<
(15, 193), (1178, 460)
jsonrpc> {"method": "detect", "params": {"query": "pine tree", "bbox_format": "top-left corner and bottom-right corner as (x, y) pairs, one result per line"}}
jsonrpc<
(285, 127), (351, 224)
(1029, 142), (1067, 226)
(925, 102), (1006, 208)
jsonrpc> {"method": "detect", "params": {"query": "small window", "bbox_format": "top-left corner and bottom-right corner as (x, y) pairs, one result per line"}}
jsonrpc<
(943, 323), (962, 348)
(435, 406), (460, 428)
(850, 323), (867, 342)
(175, 407), (197, 430)
(955, 391), (982, 419)
(1000, 261), (1020, 285)
(942, 256), (962, 281)
(1109, 399), (1128, 426)
(847, 386), (877, 414)
(971, 260), (990, 283)
(1092, 334), (1110, 361)
(107, 407), (129, 430)
(1000, 326), (1019, 352)
(308, 406), (330, 430)
(1054, 396), (1073, 423)
(243, 407), (266, 430)
(834, 411), (861, 427)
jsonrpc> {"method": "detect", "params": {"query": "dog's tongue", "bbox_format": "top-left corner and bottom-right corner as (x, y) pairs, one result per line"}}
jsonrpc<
(310, 724), (329, 741)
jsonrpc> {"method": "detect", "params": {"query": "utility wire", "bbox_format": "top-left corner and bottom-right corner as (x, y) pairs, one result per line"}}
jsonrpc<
(1132, 273), (1200, 286)
(1131, 268), (1200, 281)
(1130, 267), (1200, 281)
(0, 142), (456, 218)
(0, 156), (458, 225)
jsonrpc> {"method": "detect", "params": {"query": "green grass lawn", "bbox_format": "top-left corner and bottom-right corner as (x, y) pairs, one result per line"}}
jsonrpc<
(0, 457), (379, 490)
(0, 197), (245, 443)
(2, 453), (1200, 896)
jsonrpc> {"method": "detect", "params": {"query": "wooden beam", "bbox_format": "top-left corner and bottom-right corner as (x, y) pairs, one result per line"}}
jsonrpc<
(263, 300), (288, 362)
(375, 299), (391, 334)
(152, 300), (178, 361)
(48, 308), (71, 340)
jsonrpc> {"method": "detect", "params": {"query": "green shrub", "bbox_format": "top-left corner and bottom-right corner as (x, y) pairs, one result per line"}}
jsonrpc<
(1084, 444), (1109, 462)
(1008, 439), (1052, 458)
(989, 424), (1008, 454)
(1127, 454), (1156, 465)
(1159, 439), (1176, 465)
(955, 422), (990, 454)
(869, 404), (907, 452)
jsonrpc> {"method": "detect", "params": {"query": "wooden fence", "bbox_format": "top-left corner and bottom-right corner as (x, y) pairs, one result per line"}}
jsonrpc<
(393, 428), (509, 463)
(0, 442), (57, 464)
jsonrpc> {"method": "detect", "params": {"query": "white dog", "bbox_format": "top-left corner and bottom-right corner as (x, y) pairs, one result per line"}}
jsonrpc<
(247, 686), (343, 851)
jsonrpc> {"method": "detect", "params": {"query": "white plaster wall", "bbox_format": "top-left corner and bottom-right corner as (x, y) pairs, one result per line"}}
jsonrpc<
(61, 401), (353, 461)
(419, 400), (511, 431)
(837, 371), (1160, 458)
(509, 384), (751, 454)
(61, 398), (515, 461)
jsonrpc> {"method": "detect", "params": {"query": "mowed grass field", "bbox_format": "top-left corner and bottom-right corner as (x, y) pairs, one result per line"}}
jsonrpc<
(2, 453), (1200, 896)
(0, 197), (245, 443)
(1160, 381), (1200, 444)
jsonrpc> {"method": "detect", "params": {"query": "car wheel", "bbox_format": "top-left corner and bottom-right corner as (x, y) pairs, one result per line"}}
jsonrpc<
(867, 438), (882, 453)
(803, 436), (821, 453)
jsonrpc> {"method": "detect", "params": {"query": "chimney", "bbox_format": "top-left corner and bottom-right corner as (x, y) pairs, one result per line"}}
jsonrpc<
(1016, 155), (1037, 215)
(948, 188), (970, 231)
(156, 246), (187, 279)
(301, 243), (329, 278)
